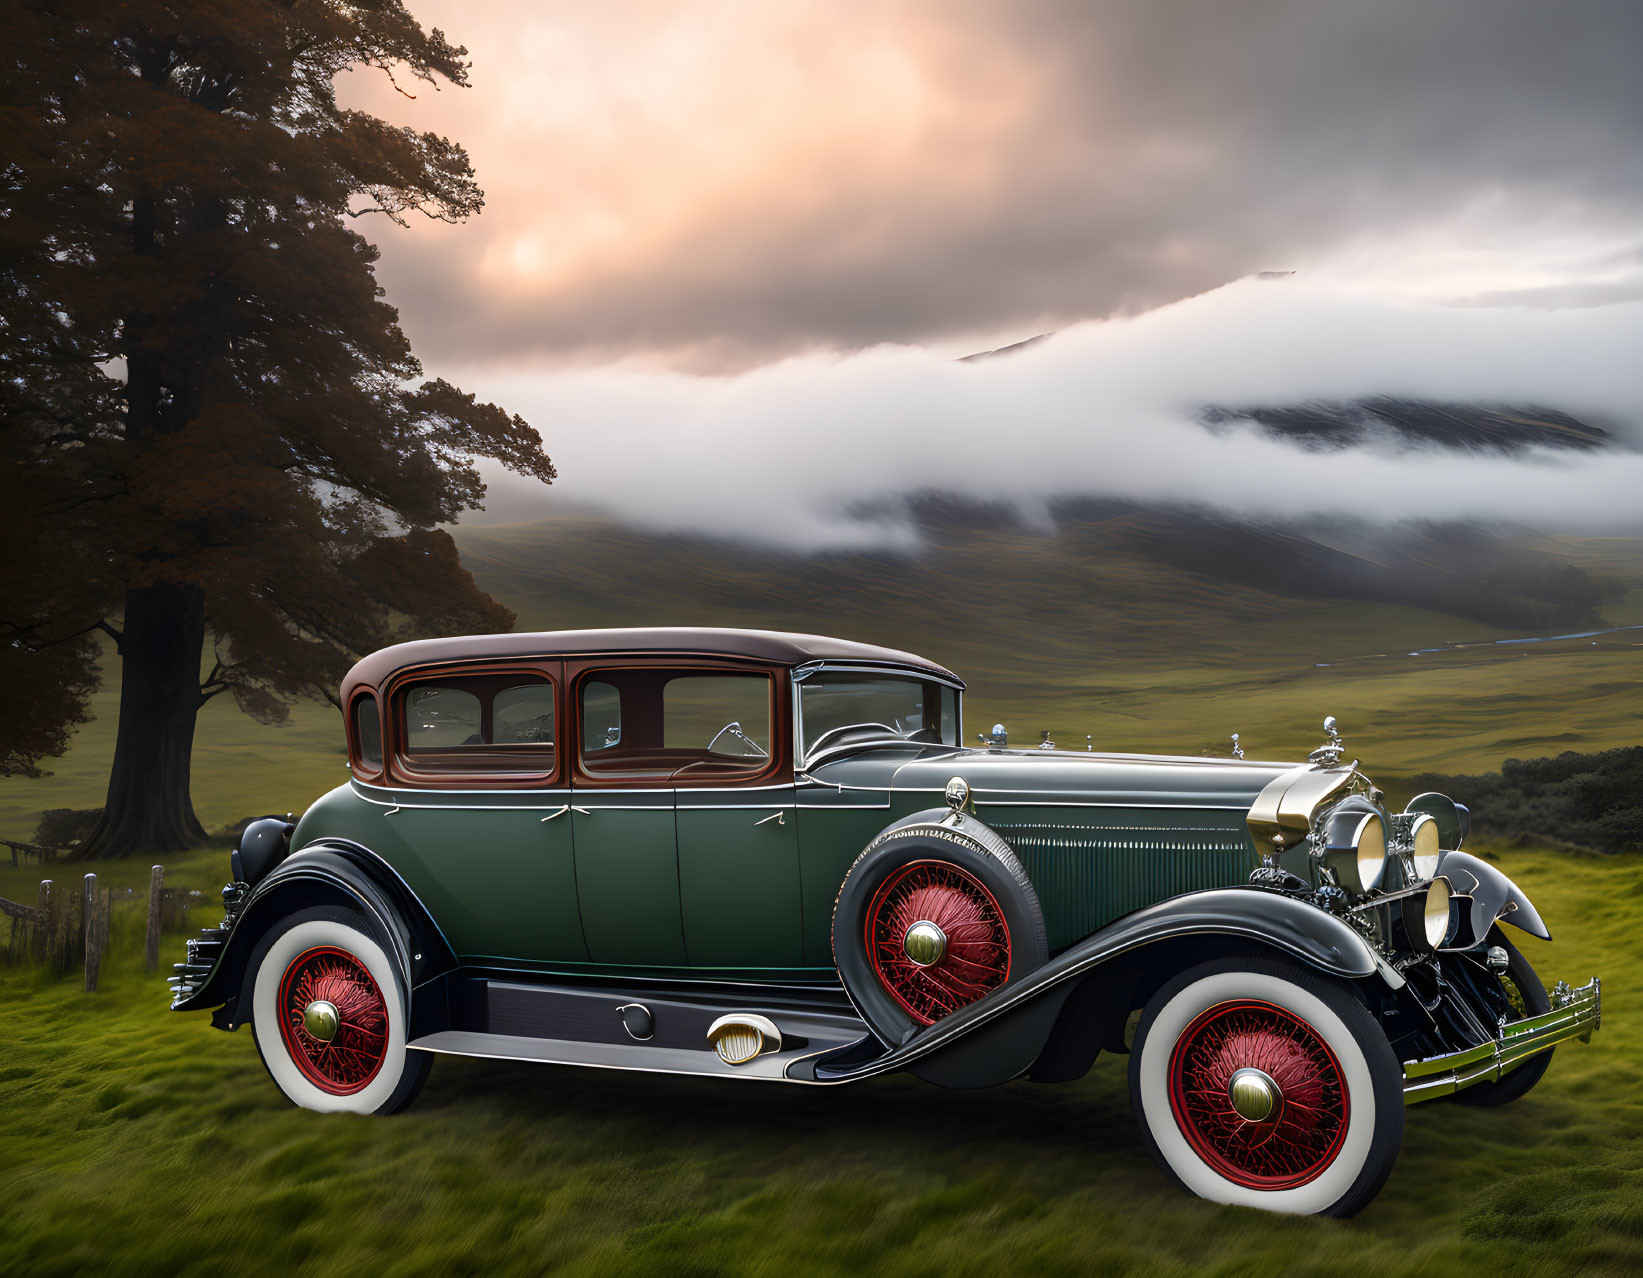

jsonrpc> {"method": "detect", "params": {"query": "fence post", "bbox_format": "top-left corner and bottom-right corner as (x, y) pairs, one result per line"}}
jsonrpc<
(34, 879), (51, 964)
(144, 865), (165, 972)
(83, 872), (98, 992)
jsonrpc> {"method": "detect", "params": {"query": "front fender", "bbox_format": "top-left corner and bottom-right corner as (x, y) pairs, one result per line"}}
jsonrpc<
(800, 885), (1395, 1084)
(171, 840), (457, 1025)
(1436, 849), (1551, 944)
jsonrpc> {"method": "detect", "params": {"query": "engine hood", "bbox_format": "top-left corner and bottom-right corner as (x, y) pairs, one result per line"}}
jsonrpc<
(861, 746), (1301, 813)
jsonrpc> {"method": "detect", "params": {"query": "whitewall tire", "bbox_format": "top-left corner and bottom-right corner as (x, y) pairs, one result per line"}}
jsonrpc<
(248, 906), (430, 1115)
(1129, 956), (1403, 1217)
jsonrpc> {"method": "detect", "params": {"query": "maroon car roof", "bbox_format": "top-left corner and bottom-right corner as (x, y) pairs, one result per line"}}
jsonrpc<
(341, 627), (961, 698)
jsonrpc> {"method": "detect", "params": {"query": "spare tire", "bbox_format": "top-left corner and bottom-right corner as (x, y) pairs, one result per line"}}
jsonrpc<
(832, 812), (1048, 1045)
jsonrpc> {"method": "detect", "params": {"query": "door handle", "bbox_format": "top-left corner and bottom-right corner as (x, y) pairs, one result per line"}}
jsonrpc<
(754, 811), (786, 827)
(541, 806), (592, 822)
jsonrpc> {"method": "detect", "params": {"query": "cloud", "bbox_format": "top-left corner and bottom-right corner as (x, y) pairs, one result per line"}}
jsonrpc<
(344, 0), (1643, 367)
(447, 280), (1643, 546)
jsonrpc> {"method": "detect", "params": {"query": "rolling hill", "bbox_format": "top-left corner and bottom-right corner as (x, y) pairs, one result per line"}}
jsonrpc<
(3, 504), (1639, 839)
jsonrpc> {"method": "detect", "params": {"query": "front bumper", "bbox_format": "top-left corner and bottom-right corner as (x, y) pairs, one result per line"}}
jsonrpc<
(1402, 976), (1601, 1104)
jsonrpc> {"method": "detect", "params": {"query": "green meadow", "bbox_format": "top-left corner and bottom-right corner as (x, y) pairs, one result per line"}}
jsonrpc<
(2, 516), (1641, 1275)
(1, 845), (1636, 1277)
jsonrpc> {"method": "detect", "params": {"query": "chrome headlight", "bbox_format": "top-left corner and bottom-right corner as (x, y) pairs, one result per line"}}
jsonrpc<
(1401, 876), (1452, 951)
(1321, 806), (1389, 895)
(1408, 812), (1441, 879)
(1405, 792), (1465, 851)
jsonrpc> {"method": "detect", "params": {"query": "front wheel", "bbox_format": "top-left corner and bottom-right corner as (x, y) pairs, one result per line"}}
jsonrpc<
(247, 906), (430, 1114)
(1129, 956), (1404, 1217)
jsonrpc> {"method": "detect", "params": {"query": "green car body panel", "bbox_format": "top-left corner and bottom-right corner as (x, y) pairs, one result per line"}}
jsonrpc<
(293, 741), (1291, 978)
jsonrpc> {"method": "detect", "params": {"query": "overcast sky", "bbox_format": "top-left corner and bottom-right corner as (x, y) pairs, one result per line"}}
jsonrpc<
(341, 2), (1643, 540)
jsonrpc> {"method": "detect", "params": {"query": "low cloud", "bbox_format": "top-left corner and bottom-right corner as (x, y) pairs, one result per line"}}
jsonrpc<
(448, 281), (1643, 547)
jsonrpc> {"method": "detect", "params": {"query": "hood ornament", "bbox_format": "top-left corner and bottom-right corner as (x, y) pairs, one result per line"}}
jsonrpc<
(1308, 715), (1345, 767)
(1231, 733), (1244, 760)
(1037, 730), (1055, 750)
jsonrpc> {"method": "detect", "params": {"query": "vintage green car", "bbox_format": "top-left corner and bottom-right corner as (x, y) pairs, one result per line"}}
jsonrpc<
(172, 627), (1600, 1216)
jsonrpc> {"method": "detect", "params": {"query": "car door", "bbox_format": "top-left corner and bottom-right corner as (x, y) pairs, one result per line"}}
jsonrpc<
(379, 661), (588, 966)
(568, 668), (687, 967)
(570, 662), (805, 972)
(674, 783), (802, 970)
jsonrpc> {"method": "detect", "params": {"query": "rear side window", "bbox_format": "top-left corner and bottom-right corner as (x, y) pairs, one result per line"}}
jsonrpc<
(405, 686), (481, 748)
(353, 695), (383, 773)
(396, 673), (556, 777)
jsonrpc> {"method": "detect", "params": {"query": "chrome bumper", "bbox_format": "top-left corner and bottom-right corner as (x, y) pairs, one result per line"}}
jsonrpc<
(1402, 976), (1601, 1105)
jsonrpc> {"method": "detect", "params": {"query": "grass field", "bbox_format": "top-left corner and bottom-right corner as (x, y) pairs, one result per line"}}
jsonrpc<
(2, 517), (1641, 1274)
(1, 843), (1637, 1277)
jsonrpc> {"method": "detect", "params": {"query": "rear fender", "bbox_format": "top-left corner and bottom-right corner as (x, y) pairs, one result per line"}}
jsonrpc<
(173, 840), (456, 1027)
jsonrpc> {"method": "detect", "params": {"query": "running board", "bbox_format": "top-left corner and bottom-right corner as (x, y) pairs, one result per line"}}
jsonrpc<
(408, 977), (873, 1084)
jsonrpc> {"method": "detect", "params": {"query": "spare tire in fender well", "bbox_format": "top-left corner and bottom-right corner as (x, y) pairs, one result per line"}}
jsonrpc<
(832, 808), (1049, 1073)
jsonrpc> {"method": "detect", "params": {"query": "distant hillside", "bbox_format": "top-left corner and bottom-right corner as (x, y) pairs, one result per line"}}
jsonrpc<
(452, 508), (1643, 774)
(1202, 397), (1610, 453)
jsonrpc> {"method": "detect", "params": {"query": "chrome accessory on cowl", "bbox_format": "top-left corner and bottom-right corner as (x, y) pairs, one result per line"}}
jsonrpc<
(1308, 715), (1345, 767)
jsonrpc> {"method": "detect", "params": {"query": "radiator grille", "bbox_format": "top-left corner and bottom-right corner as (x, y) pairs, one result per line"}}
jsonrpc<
(994, 821), (1257, 949)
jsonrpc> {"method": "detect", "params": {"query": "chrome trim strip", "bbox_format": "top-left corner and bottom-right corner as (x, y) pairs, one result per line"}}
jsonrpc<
(350, 779), (801, 799)
(352, 779), (574, 799)
(973, 798), (1255, 811)
(1402, 976), (1601, 1104)
(356, 796), (571, 812)
(790, 660), (966, 691)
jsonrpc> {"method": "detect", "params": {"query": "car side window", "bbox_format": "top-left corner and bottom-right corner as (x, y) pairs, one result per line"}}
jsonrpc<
(406, 686), (482, 748)
(664, 675), (770, 756)
(578, 668), (774, 782)
(582, 680), (622, 751)
(353, 694), (383, 773)
(495, 683), (556, 744)
(396, 673), (556, 777)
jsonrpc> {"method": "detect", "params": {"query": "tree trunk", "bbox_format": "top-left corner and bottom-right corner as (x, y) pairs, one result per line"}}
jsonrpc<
(78, 583), (209, 859)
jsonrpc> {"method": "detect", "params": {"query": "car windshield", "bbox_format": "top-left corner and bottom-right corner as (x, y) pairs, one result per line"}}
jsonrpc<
(798, 672), (958, 761)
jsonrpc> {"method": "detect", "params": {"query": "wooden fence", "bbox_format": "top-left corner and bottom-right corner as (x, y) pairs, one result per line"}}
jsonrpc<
(0, 867), (204, 990)
(1, 838), (60, 868)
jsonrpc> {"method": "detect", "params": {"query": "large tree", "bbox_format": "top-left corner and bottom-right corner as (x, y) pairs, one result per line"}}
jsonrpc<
(0, 2), (555, 857)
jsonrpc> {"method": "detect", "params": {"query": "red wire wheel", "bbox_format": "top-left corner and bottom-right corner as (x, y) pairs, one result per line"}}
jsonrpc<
(865, 860), (1012, 1024)
(276, 945), (389, 1096)
(1167, 999), (1350, 1189)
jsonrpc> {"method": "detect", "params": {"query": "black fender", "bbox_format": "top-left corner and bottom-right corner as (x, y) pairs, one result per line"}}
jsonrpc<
(798, 885), (1395, 1086)
(1436, 849), (1550, 945)
(173, 839), (458, 1029)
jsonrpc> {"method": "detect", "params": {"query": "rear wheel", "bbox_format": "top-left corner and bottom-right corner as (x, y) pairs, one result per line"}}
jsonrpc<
(1129, 956), (1403, 1216)
(247, 906), (430, 1114)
